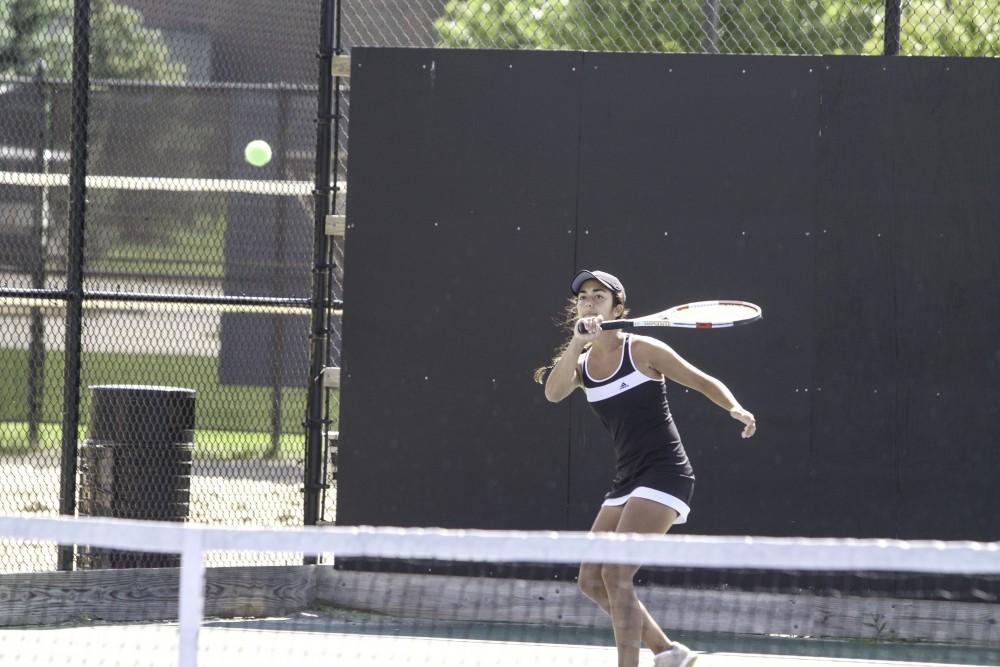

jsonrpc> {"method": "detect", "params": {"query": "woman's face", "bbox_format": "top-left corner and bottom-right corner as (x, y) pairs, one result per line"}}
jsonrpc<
(575, 279), (619, 320)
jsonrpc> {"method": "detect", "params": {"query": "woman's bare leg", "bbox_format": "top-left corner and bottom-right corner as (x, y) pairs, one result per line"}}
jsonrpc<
(577, 500), (679, 664)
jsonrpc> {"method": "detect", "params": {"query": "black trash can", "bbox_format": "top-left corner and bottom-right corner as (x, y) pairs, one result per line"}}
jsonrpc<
(77, 385), (195, 569)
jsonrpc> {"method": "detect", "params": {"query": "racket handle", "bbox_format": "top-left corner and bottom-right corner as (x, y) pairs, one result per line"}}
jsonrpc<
(577, 320), (609, 334)
(576, 320), (632, 333)
(578, 319), (631, 333)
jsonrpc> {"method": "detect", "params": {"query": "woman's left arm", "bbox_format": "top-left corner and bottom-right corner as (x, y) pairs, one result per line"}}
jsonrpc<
(633, 337), (756, 439)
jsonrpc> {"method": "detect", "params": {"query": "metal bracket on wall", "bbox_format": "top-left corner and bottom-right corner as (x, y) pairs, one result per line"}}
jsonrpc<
(325, 214), (346, 237)
(332, 55), (351, 79)
(322, 366), (341, 389)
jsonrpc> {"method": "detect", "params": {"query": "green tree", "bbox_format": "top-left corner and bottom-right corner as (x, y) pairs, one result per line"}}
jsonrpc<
(436, 0), (996, 57)
(0, 0), (185, 81)
(713, 1), (877, 54)
(865, 0), (1000, 56)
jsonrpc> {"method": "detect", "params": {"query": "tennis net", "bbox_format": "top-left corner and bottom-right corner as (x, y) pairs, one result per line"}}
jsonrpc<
(1, 514), (998, 666)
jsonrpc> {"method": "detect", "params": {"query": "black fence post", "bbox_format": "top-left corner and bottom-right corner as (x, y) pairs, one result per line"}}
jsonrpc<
(58, 0), (93, 571)
(322, 0), (346, 526)
(884, 0), (902, 55)
(303, 0), (337, 551)
(268, 89), (290, 459)
(28, 60), (50, 449)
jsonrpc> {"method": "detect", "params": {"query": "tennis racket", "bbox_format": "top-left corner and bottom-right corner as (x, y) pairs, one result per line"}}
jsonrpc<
(578, 300), (762, 333)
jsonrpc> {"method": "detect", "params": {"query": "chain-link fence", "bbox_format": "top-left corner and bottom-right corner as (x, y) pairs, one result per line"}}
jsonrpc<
(2, 0), (994, 574)
(342, 1), (998, 57)
(0, 0), (340, 573)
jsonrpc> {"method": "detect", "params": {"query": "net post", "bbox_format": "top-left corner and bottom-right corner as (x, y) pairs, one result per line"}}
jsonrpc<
(177, 526), (206, 667)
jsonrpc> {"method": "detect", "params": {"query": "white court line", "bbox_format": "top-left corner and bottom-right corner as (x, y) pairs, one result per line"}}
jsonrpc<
(0, 626), (986, 667)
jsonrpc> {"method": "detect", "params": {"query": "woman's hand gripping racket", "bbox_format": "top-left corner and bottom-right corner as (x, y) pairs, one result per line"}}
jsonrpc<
(577, 300), (762, 334)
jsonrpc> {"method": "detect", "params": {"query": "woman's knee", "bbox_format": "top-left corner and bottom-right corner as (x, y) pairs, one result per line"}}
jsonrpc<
(600, 564), (637, 596)
(578, 564), (607, 600)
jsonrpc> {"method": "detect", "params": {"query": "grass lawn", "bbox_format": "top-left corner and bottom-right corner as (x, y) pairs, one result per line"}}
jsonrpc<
(1, 347), (337, 459)
(86, 211), (227, 278)
(0, 421), (306, 461)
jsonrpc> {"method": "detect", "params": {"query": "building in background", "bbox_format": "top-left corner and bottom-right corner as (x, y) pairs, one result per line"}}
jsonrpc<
(118, 0), (445, 84)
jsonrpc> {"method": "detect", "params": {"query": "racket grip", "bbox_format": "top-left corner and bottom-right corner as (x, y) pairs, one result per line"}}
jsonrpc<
(578, 319), (629, 333)
(577, 320), (611, 334)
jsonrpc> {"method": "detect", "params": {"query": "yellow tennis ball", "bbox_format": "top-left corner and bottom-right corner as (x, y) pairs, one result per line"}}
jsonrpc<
(244, 139), (272, 167)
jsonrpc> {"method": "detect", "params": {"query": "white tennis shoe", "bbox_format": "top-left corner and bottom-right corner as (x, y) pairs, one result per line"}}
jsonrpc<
(653, 642), (698, 667)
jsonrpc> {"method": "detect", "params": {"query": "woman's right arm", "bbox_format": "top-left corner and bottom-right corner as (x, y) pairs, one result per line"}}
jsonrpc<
(544, 315), (602, 402)
(543, 339), (585, 402)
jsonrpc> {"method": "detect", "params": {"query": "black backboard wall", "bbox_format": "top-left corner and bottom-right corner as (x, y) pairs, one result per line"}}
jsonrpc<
(338, 49), (1000, 540)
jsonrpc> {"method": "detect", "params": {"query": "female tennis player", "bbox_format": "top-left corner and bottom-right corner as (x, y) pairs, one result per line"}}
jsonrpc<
(535, 269), (756, 667)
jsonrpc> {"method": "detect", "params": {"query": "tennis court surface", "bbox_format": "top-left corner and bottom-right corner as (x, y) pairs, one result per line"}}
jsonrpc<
(3, 621), (997, 666)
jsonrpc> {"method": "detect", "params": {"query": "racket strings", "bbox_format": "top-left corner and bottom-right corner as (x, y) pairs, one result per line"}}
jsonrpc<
(664, 303), (760, 326)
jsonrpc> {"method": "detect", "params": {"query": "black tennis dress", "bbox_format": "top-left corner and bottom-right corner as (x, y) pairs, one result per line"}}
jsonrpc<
(580, 334), (696, 523)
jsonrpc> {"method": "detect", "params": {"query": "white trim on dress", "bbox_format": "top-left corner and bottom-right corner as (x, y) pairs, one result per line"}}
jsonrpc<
(583, 369), (656, 402)
(602, 486), (691, 524)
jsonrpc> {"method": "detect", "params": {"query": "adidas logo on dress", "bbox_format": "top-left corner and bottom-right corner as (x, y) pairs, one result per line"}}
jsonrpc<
(619, 382), (628, 390)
